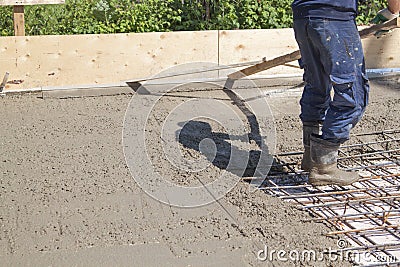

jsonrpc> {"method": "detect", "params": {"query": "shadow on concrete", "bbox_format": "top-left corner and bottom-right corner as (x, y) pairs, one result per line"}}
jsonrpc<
(177, 120), (281, 178)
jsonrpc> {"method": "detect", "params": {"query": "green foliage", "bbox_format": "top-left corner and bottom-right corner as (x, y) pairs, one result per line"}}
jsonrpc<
(357, 0), (386, 25)
(0, 6), (13, 36)
(236, 0), (293, 29)
(0, 0), (390, 36)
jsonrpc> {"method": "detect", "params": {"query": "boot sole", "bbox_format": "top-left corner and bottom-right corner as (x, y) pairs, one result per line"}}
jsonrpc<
(309, 176), (360, 186)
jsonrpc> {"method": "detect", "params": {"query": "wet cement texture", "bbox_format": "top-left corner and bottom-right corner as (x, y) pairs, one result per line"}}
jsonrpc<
(1, 77), (399, 266)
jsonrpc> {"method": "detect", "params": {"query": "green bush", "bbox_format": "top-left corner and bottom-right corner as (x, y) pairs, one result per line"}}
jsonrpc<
(0, 6), (13, 36)
(0, 0), (389, 36)
(356, 0), (386, 25)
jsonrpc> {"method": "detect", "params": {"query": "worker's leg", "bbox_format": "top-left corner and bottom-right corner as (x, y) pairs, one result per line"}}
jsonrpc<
(293, 18), (331, 124)
(295, 18), (369, 185)
(318, 19), (370, 143)
(297, 18), (369, 142)
(293, 18), (330, 171)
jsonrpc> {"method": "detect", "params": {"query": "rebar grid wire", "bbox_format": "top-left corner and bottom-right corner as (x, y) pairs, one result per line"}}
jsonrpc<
(252, 129), (400, 266)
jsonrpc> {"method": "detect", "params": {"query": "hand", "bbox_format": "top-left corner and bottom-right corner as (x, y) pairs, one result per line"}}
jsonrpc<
(371, 8), (398, 24)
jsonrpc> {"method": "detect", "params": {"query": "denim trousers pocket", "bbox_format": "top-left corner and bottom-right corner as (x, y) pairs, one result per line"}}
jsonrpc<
(330, 74), (357, 109)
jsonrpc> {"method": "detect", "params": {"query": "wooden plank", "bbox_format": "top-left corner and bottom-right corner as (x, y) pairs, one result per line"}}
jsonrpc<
(363, 29), (400, 69)
(227, 17), (400, 80)
(13, 5), (25, 36)
(0, 26), (399, 91)
(0, 0), (64, 5)
(1, 31), (219, 90)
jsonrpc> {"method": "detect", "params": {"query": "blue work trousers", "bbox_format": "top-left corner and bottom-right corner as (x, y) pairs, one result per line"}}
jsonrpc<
(293, 18), (369, 144)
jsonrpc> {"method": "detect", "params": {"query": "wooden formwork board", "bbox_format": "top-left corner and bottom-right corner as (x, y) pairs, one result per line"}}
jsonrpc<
(362, 30), (400, 69)
(0, 27), (399, 91)
(0, 31), (219, 90)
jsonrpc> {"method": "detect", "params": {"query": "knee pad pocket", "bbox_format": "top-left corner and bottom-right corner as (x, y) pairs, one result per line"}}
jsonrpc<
(330, 74), (357, 109)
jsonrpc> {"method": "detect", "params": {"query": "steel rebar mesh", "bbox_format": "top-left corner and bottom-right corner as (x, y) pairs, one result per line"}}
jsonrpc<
(256, 129), (400, 266)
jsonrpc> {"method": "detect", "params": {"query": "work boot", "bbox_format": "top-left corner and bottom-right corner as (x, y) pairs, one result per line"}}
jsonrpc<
(308, 135), (359, 186)
(301, 122), (321, 172)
